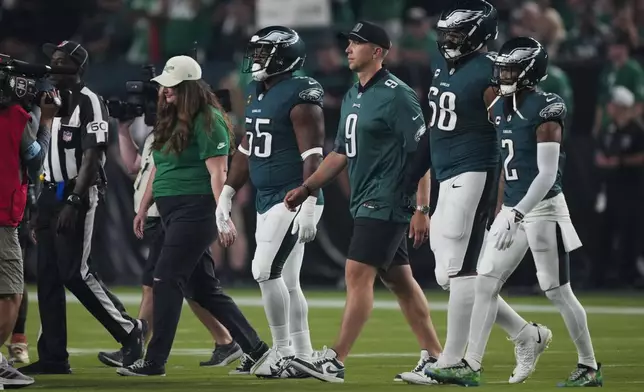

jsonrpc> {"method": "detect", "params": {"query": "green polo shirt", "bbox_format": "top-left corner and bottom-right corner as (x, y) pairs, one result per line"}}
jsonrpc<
(153, 107), (230, 198)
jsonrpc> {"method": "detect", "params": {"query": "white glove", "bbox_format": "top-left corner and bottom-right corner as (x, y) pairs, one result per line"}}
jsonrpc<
(490, 208), (522, 251)
(216, 185), (235, 234)
(291, 196), (317, 243)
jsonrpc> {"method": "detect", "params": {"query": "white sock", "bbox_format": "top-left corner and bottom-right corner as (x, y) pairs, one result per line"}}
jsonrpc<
(259, 277), (293, 355)
(464, 275), (503, 371)
(545, 283), (597, 369)
(495, 295), (529, 340)
(288, 286), (313, 360)
(440, 276), (475, 366)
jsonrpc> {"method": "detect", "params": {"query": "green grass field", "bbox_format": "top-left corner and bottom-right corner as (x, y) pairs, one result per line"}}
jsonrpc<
(10, 288), (644, 391)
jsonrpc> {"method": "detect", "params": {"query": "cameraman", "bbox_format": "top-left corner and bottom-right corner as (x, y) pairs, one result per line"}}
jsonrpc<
(97, 114), (243, 368)
(21, 41), (146, 375)
(0, 85), (57, 387)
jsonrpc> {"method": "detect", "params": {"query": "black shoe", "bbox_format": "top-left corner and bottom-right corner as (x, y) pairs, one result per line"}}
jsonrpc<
(18, 360), (72, 375)
(98, 349), (124, 368)
(228, 354), (256, 375)
(117, 360), (165, 377)
(199, 342), (243, 367)
(121, 319), (148, 367)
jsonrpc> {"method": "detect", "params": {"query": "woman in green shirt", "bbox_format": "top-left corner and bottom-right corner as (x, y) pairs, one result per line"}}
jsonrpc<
(119, 56), (268, 376)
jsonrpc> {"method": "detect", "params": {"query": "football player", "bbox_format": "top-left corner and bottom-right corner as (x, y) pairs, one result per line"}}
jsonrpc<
(402, 0), (551, 385)
(284, 21), (443, 384)
(215, 26), (325, 378)
(427, 36), (602, 387)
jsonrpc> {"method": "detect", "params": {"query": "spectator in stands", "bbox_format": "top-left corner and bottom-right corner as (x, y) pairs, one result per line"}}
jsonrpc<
(207, 0), (254, 62)
(533, 0), (567, 57)
(611, 2), (639, 49)
(593, 30), (644, 138)
(539, 64), (575, 139)
(559, 3), (610, 60)
(399, 7), (437, 67)
(311, 38), (353, 142)
(594, 86), (644, 288)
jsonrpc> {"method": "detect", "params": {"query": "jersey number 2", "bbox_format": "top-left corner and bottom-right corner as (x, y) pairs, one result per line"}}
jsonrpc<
(428, 87), (457, 131)
(501, 139), (519, 181)
(245, 117), (272, 157)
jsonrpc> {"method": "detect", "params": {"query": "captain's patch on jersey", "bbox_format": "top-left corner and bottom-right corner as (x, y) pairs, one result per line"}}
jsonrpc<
(299, 87), (323, 102)
(539, 102), (566, 120)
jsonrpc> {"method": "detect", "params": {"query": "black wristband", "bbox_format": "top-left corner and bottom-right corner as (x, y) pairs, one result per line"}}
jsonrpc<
(301, 183), (312, 197)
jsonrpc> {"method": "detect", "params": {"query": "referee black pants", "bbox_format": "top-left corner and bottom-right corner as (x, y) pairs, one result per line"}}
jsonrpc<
(145, 195), (263, 365)
(35, 184), (136, 364)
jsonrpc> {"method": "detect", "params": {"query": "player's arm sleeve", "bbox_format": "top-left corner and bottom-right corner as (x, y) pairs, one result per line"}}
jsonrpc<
(388, 90), (430, 193)
(196, 109), (230, 159)
(80, 93), (110, 150)
(388, 90), (426, 153)
(513, 100), (565, 216)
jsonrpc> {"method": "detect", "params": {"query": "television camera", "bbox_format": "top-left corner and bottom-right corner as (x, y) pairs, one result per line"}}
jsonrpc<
(0, 53), (75, 114)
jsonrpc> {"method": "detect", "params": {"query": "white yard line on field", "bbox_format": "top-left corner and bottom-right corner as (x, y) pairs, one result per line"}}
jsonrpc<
(28, 292), (644, 315)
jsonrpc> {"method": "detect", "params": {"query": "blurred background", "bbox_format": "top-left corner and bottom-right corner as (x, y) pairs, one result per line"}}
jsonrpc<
(3, 0), (644, 293)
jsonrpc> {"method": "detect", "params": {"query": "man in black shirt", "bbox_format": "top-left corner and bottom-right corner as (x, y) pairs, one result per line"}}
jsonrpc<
(21, 41), (146, 375)
(595, 86), (644, 287)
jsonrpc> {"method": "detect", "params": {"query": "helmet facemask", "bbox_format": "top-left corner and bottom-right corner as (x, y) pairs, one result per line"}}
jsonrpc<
(437, 29), (473, 60)
(492, 64), (523, 97)
(243, 42), (276, 82)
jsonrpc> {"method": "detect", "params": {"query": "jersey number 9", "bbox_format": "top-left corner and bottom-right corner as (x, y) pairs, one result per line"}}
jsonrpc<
(345, 113), (358, 157)
(428, 87), (457, 131)
(245, 117), (273, 158)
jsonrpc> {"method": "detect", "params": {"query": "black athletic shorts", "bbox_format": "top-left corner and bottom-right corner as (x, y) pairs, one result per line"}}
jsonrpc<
(347, 217), (409, 270)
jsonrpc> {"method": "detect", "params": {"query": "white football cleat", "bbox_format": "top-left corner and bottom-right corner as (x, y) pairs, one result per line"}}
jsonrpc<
(509, 323), (552, 383)
(290, 346), (345, 383)
(250, 347), (284, 377)
(394, 350), (438, 384)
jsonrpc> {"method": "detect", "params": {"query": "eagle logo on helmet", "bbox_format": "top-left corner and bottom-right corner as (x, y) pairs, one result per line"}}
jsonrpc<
(498, 47), (541, 64)
(439, 10), (484, 28)
(256, 30), (299, 46)
(299, 87), (323, 102)
(539, 102), (566, 119)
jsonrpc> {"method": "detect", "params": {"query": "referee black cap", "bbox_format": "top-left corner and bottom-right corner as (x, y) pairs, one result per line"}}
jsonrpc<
(42, 40), (89, 71)
(339, 21), (392, 50)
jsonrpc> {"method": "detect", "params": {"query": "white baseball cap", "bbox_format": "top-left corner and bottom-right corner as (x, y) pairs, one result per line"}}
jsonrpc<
(151, 56), (202, 87)
(611, 85), (635, 108)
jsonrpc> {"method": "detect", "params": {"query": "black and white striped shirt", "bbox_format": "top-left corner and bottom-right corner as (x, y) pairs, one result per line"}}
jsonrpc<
(43, 85), (109, 183)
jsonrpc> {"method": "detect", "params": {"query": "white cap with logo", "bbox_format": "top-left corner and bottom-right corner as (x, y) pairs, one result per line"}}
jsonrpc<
(151, 55), (202, 87)
(611, 85), (635, 108)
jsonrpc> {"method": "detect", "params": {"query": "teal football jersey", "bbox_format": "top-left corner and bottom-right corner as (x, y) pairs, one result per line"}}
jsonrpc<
(429, 51), (499, 181)
(490, 90), (567, 207)
(334, 69), (426, 223)
(244, 76), (325, 214)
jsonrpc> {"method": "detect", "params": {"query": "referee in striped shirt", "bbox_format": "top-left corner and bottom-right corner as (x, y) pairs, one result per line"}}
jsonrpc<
(20, 41), (146, 375)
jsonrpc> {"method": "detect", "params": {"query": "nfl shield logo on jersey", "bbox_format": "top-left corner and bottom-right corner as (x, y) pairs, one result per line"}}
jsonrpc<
(63, 130), (73, 142)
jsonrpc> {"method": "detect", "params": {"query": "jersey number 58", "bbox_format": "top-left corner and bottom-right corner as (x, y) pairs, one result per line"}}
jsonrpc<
(245, 117), (273, 158)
